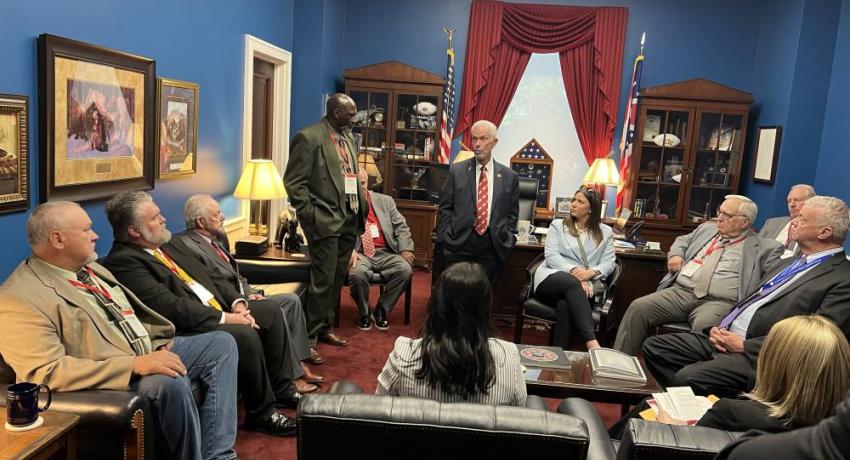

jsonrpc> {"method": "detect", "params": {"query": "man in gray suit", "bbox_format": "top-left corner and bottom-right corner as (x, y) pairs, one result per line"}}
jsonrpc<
(172, 194), (324, 394)
(613, 195), (784, 355)
(760, 184), (815, 259)
(349, 170), (414, 330)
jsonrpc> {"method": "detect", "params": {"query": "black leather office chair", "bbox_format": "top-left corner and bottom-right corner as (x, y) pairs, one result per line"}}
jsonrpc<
(515, 254), (624, 346)
(518, 176), (540, 223)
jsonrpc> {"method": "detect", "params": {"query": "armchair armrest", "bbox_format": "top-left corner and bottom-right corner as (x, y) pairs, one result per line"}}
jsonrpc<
(1, 384), (148, 428)
(235, 258), (309, 284)
(558, 398), (616, 460)
(618, 418), (741, 460)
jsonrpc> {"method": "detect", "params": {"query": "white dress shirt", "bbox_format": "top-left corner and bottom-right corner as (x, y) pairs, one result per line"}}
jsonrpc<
(775, 221), (796, 259)
(475, 157), (495, 225)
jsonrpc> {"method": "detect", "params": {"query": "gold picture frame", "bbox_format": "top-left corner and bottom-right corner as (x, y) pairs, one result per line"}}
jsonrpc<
(38, 34), (155, 202)
(156, 78), (199, 178)
(0, 94), (30, 214)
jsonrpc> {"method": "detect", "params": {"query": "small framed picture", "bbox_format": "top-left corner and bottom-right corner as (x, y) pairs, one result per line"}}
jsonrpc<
(555, 196), (572, 217)
(157, 77), (199, 178)
(600, 200), (609, 219)
(753, 126), (782, 184)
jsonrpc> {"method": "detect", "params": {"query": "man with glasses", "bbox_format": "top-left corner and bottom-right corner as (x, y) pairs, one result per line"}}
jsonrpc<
(642, 196), (850, 397)
(613, 195), (784, 355)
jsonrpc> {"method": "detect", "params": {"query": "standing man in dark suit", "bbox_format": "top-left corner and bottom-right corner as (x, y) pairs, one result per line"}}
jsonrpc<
(173, 194), (324, 394)
(436, 119), (519, 280)
(642, 195), (850, 398)
(101, 191), (299, 437)
(285, 93), (366, 349)
(349, 169), (414, 331)
(759, 184), (815, 259)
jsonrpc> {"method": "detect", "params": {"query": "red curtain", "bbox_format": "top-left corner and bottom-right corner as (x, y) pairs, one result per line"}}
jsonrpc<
(455, 0), (627, 165)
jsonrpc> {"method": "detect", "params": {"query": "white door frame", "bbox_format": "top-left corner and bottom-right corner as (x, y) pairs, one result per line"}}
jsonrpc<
(226, 34), (292, 237)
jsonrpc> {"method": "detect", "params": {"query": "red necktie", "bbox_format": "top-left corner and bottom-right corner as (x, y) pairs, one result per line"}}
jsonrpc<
(474, 165), (489, 235)
(210, 240), (231, 264)
(361, 231), (376, 258)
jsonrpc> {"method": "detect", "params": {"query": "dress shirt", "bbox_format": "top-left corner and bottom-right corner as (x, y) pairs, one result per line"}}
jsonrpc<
(675, 234), (744, 300)
(475, 157), (494, 225)
(775, 221), (796, 259)
(729, 246), (845, 336)
(143, 247), (230, 324)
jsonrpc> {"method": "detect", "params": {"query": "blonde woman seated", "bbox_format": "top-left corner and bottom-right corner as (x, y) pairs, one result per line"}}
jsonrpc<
(609, 315), (850, 437)
(533, 187), (615, 350)
(376, 262), (527, 406)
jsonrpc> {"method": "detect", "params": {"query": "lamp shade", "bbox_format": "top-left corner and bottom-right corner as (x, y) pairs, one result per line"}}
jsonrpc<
(582, 157), (620, 185)
(233, 159), (287, 200)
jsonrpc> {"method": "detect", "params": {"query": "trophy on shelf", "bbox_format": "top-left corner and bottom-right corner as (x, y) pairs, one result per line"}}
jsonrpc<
(401, 148), (428, 200)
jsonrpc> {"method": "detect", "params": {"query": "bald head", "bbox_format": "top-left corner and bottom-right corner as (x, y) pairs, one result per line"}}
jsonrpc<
(28, 201), (99, 271)
(326, 93), (357, 130)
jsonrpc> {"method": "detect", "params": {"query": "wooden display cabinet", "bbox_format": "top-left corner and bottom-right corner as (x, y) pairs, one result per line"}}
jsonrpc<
(344, 61), (447, 267)
(624, 79), (753, 250)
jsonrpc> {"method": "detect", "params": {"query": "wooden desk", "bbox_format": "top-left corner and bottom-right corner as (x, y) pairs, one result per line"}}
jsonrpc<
(494, 243), (667, 333)
(0, 408), (79, 460)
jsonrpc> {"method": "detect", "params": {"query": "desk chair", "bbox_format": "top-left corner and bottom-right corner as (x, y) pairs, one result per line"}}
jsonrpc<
(336, 272), (412, 328)
(518, 176), (540, 223)
(515, 254), (623, 346)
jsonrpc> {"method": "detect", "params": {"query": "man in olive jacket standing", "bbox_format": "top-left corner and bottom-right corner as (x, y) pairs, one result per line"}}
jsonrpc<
(285, 93), (366, 349)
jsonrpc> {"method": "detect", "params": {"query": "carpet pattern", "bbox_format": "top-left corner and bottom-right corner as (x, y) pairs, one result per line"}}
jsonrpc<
(235, 269), (620, 458)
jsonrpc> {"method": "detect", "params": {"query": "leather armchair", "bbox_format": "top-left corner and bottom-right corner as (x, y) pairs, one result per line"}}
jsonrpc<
(299, 381), (596, 460)
(0, 354), (151, 460)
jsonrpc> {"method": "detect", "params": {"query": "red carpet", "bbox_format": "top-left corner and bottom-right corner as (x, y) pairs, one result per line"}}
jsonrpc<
(234, 269), (620, 458)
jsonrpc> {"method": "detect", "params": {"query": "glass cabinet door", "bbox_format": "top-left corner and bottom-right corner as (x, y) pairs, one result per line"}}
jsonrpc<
(393, 93), (440, 200)
(685, 112), (743, 224)
(633, 109), (691, 222)
(349, 90), (389, 193)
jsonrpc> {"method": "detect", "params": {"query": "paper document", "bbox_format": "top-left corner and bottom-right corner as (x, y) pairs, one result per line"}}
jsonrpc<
(651, 387), (714, 422)
(614, 240), (636, 249)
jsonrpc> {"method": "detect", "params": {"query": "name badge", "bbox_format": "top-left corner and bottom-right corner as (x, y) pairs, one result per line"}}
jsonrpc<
(344, 173), (358, 195)
(121, 308), (150, 338)
(188, 280), (217, 307)
(680, 259), (702, 278)
(369, 223), (379, 238)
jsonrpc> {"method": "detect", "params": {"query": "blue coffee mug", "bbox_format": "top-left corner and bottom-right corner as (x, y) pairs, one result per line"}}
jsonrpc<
(6, 382), (51, 427)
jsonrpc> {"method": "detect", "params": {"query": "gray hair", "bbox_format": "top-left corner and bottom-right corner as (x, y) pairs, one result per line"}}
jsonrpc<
(725, 194), (758, 222)
(804, 196), (850, 243)
(184, 194), (215, 229)
(471, 120), (498, 140)
(105, 191), (153, 243)
(790, 184), (816, 199)
(26, 201), (82, 247)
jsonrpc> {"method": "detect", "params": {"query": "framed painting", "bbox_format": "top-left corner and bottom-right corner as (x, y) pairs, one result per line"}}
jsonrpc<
(156, 78), (198, 178)
(752, 126), (782, 184)
(38, 33), (155, 202)
(0, 94), (30, 214)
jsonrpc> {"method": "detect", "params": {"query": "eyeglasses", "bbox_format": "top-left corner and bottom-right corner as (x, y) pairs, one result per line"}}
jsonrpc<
(716, 208), (746, 220)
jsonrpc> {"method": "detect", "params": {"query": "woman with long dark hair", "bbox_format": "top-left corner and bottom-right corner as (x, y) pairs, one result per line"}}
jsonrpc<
(376, 262), (526, 405)
(533, 187), (615, 350)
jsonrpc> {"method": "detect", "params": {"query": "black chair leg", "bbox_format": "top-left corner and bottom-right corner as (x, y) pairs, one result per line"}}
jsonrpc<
(404, 281), (412, 325)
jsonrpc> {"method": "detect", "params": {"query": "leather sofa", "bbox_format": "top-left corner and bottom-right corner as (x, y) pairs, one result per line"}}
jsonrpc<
(0, 354), (151, 460)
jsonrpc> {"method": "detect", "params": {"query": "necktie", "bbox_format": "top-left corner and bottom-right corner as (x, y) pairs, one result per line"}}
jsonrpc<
(361, 231), (376, 258)
(75, 269), (148, 355)
(474, 165), (489, 236)
(210, 239), (232, 265)
(151, 249), (223, 311)
(693, 238), (728, 298)
(718, 255), (807, 329)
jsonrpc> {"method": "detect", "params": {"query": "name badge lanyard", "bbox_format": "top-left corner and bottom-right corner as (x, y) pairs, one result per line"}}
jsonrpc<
(759, 254), (830, 296)
(328, 130), (359, 212)
(700, 234), (746, 261)
(69, 267), (113, 300)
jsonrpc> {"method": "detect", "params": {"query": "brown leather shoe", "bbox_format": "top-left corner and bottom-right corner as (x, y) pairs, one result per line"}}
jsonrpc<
(318, 331), (348, 347)
(302, 364), (325, 384)
(295, 378), (318, 394)
(304, 347), (325, 365)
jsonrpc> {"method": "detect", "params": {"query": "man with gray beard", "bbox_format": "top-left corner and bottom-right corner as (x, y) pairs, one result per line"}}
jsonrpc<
(101, 191), (299, 437)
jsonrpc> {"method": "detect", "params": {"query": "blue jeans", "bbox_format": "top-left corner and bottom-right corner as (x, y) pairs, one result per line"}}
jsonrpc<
(131, 331), (238, 460)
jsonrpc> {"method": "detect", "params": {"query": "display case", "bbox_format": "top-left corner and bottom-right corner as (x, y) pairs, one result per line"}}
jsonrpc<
(626, 79), (752, 250)
(345, 61), (447, 267)
(509, 138), (554, 219)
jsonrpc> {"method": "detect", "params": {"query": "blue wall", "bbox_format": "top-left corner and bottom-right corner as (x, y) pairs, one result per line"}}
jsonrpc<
(0, 0), (294, 279)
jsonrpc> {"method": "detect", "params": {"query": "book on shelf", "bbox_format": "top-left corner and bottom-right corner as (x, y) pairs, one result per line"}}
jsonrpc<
(516, 344), (572, 370)
(588, 347), (647, 383)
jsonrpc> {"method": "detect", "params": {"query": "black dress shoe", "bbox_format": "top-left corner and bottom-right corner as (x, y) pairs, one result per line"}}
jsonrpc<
(373, 307), (389, 331)
(244, 411), (297, 437)
(275, 391), (303, 408)
(356, 314), (372, 331)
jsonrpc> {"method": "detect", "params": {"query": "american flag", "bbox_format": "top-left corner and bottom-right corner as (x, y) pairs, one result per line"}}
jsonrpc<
(615, 45), (644, 214)
(438, 47), (455, 164)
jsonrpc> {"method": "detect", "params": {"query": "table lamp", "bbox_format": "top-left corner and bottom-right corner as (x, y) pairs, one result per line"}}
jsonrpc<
(233, 159), (287, 254)
(582, 156), (620, 218)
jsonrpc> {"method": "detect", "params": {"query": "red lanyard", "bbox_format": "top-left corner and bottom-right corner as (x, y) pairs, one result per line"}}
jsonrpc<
(703, 234), (746, 258)
(69, 267), (113, 300)
(328, 130), (352, 171)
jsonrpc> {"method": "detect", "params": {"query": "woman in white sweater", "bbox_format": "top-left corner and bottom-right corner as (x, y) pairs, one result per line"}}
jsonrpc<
(533, 187), (615, 350)
(376, 262), (526, 406)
